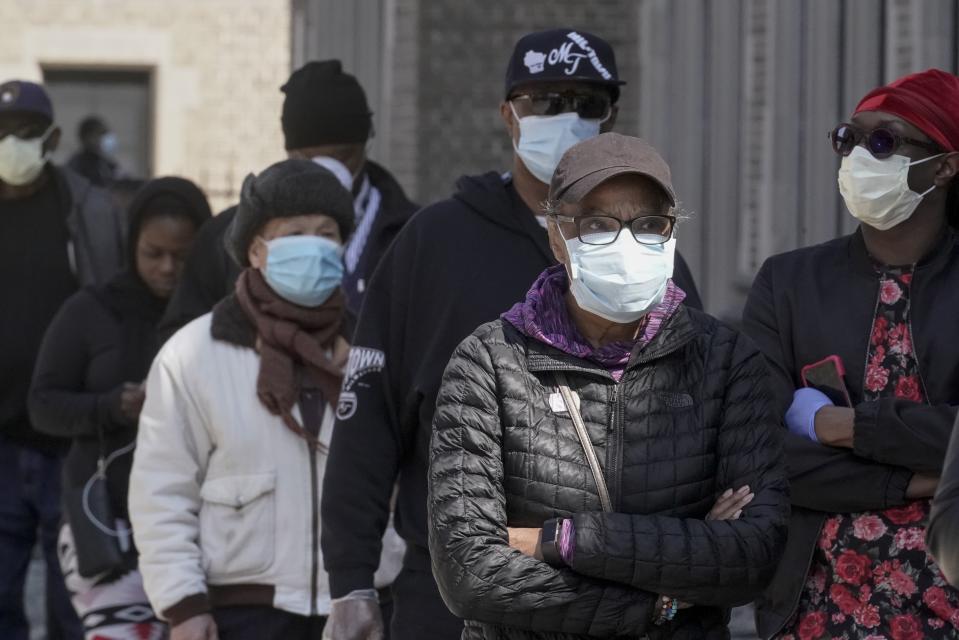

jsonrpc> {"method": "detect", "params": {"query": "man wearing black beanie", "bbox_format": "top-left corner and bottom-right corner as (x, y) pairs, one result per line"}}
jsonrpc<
(160, 60), (417, 336)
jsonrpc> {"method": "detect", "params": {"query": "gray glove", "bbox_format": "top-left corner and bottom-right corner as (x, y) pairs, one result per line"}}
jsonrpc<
(323, 589), (384, 640)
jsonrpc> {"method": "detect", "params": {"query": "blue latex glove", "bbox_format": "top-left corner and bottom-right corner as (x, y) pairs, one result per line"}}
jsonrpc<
(785, 387), (833, 442)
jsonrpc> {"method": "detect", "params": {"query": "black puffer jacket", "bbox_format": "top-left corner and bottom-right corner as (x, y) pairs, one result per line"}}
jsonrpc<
(429, 305), (789, 639)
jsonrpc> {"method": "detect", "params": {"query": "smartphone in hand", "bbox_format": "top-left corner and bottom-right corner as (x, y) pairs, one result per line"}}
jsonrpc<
(801, 355), (852, 407)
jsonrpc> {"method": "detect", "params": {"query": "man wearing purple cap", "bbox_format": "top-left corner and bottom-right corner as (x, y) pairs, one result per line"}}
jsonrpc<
(0, 79), (123, 640)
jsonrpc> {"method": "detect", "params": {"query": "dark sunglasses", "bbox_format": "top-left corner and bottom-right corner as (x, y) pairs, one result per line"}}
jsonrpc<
(828, 123), (941, 159)
(510, 92), (612, 120)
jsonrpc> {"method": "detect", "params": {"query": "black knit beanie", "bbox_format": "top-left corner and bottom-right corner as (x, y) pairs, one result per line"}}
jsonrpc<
(281, 60), (372, 149)
(226, 158), (356, 267)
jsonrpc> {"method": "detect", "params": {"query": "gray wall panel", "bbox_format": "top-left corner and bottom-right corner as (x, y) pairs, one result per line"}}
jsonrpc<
(801, 0), (843, 249)
(292, 0), (959, 319)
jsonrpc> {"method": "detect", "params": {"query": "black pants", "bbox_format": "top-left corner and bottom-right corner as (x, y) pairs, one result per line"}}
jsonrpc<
(0, 441), (82, 640)
(390, 566), (463, 640)
(213, 592), (394, 640)
(213, 606), (326, 640)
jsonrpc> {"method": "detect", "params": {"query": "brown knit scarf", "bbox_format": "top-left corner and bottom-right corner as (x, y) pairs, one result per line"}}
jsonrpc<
(235, 268), (345, 450)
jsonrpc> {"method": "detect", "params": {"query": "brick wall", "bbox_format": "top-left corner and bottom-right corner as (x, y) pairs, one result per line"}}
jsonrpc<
(404, 0), (641, 203)
(0, 0), (290, 212)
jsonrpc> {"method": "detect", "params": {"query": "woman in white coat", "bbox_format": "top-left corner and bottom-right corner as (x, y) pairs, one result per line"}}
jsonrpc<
(128, 159), (403, 640)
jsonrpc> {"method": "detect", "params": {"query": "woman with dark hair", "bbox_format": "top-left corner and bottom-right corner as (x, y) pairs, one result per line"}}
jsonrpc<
(29, 177), (210, 639)
(744, 69), (959, 639)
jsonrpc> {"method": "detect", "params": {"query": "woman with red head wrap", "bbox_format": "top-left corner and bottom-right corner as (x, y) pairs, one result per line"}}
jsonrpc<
(744, 69), (959, 639)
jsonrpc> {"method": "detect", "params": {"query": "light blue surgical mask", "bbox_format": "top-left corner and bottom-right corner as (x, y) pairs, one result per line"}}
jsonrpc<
(261, 235), (344, 307)
(99, 132), (118, 156)
(510, 102), (601, 184)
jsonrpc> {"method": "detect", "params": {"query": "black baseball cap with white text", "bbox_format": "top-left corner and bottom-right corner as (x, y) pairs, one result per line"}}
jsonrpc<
(504, 29), (625, 101)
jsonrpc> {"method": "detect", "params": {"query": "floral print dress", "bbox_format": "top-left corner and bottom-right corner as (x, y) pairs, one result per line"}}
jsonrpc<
(779, 266), (959, 640)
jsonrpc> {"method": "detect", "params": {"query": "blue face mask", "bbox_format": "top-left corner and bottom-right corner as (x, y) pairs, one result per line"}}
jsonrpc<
(511, 103), (601, 184)
(261, 235), (344, 307)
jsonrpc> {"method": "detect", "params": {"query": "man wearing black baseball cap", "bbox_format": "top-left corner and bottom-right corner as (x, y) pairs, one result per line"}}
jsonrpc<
(161, 60), (418, 335)
(320, 29), (702, 640)
(0, 79), (124, 640)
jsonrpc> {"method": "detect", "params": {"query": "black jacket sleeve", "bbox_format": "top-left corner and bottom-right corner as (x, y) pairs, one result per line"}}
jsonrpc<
(928, 418), (959, 586)
(742, 258), (914, 512)
(429, 332), (657, 638)
(321, 235), (409, 598)
(567, 334), (789, 607)
(29, 293), (123, 439)
(673, 251), (703, 311)
(158, 209), (236, 340)
(852, 398), (957, 474)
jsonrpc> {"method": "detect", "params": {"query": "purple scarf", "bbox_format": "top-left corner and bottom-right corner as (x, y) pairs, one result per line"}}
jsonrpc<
(502, 264), (685, 381)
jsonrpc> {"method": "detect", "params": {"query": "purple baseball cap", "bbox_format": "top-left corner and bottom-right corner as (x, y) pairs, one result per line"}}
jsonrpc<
(0, 80), (54, 122)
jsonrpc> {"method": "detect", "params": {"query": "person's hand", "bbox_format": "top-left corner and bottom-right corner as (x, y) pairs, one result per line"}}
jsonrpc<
(171, 614), (218, 640)
(906, 473), (940, 499)
(323, 589), (384, 640)
(785, 388), (833, 442)
(507, 527), (542, 559)
(706, 486), (754, 520)
(118, 382), (146, 424)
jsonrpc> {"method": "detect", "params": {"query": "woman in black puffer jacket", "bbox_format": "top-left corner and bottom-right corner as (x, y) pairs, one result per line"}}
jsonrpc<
(428, 134), (789, 640)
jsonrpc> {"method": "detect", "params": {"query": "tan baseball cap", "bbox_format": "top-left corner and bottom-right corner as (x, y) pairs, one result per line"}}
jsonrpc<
(548, 132), (676, 206)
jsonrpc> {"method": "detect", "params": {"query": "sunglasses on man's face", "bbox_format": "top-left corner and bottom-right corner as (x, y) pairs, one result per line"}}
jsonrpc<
(510, 92), (612, 120)
(828, 123), (941, 159)
(0, 122), (49, 141)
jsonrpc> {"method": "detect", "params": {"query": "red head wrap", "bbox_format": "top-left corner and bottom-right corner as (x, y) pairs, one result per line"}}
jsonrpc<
(854, 68), (959, 152)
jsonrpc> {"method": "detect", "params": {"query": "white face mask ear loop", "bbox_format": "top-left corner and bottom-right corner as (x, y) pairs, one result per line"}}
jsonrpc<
(508, 100), (524, 154)
(911, 153), (949, 198)
(37, 124), (55, 162)
(550, 214), (580, 280)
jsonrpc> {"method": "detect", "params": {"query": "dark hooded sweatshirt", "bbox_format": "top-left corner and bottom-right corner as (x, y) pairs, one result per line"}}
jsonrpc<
(320, 172), (703, 597)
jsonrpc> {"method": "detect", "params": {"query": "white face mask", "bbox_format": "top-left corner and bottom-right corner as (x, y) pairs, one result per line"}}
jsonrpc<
(311, 155), (355, 191)
(0, 125), (53, 186)
(838, 145), (943, 231)
(563, 229), (676, 324)
(511, 103), (600, 184)
(99, 132), (118, 156)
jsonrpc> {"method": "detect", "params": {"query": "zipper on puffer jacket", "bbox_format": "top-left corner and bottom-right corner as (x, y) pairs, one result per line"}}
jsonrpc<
(609, 384), (624, 509)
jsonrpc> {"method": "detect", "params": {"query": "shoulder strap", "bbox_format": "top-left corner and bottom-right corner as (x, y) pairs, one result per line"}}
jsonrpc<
(553, 372), (613, 513)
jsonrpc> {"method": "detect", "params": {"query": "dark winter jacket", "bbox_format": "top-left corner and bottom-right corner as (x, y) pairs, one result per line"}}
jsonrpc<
(928, 418), (959, 587)
(742, 229), (959, 638)
(320, 172), (705, 601)
(29, 274), (166, 518)
(429, 305), (788, 639)
(0, 165), (124, 452)
(29, 176), (211, 517)
(158, 161), (417, 336)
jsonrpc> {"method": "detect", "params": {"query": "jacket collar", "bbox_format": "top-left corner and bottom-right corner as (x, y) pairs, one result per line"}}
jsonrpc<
(364, 160), (418, 233)
(211, 293), (257, 349)
(847, 225), (957, 276)
(521, 305), (698, 379)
